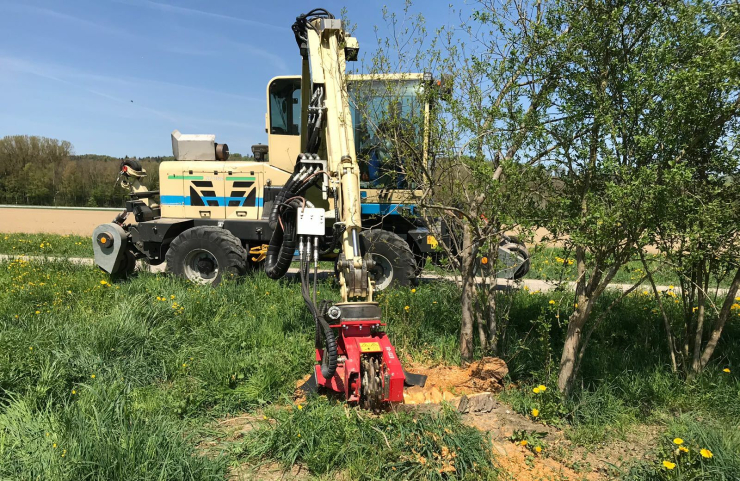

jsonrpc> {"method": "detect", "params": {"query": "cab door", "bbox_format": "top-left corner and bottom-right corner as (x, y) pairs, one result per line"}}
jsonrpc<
(266, 77), (302, 173)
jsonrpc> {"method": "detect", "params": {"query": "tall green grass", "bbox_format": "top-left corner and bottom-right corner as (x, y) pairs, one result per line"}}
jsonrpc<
(2, 255), (740, 478)
(0, 258), (468, 478)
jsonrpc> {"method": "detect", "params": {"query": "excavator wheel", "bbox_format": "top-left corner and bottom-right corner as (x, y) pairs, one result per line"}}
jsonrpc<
(359, 229), (417, 291)
(165, 226), (248, 286)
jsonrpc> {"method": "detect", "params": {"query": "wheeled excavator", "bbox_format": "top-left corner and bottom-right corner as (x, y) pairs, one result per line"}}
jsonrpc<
(91, 8), (530, 407)
(269, 8), (426, 406)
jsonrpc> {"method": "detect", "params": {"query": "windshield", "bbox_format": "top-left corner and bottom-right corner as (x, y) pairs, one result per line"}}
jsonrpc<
(348, 79), (423, 189)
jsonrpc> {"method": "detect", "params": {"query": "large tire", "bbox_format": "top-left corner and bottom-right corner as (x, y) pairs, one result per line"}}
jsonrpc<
(165, 226), (248, 286)
(359, 230), (417, 291)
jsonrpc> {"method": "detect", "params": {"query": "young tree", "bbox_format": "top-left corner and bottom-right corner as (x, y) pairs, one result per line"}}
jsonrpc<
(546, 0), (740, 393)
(361, 0), (569, 362)
(644, 1), (740, 378)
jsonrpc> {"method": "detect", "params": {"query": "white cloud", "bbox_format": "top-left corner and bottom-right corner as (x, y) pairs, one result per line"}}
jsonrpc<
(118, 0), (284, 31)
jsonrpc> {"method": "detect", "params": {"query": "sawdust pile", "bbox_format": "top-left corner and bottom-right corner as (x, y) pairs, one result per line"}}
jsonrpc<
(403, 357), (508, 405)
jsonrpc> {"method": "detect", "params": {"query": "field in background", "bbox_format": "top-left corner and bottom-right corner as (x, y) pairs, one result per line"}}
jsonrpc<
(0, 205), (119, 236)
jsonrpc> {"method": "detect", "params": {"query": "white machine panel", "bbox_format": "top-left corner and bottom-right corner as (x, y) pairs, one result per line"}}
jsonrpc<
(171, 129), (216, 161)
(297, 208), (326, 236)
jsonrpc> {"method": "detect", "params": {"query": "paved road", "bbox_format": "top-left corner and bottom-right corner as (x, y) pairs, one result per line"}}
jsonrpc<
(0, 253), (695, 294)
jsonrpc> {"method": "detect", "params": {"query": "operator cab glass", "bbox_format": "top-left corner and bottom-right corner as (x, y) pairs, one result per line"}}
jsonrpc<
(269, 78), (301, 136)
(348, 79), (423, 189)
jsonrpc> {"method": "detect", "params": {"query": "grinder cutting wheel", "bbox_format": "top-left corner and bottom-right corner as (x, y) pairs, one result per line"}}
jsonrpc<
(261, 8), (426, 409)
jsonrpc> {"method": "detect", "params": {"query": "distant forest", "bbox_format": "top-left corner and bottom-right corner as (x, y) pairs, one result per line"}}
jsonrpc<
(0, 135), (252, 208)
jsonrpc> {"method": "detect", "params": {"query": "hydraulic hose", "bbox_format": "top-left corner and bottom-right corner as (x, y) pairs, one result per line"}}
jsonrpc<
(264, 165), (321, 280)
(317, 314), (338, 379)
(264, 157), (338, 378)
(301, 260), (337, 379)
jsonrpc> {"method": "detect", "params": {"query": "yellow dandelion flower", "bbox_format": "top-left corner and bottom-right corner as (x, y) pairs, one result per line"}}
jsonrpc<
(71, 390), (76, 395)
(531, 408), (539, 417)
(673, 438), (684, 445)
(297, 404), (303, 410)
(90, 374), (95, 379)
(678, 446), (689, 453)
(35, 311), (40, 315)
(548, 300), (555, 305)
(297, 433), (301, 437)
(700, 448), (713, 458)
(262, 415), (268, 420)
(170, 295), (175, 299)
(723, 368), (731, 373)
(669, 285), (674, 290)
(182, 363), (187, 367)
(533, 387), (540, 394)
(662, 460), (675, 470)
(538, 385), (546, 392)
(404, 306), (410, 311)
(535, 446), (542, 453)
(411, 288), (416, 293)
(29, 346), (33, 351)
(520, 440), (528, 446)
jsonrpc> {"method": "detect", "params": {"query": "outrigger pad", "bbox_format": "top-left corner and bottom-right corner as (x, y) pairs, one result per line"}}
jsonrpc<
(299, 373), (318, 394)
(402, 367), (427, 388)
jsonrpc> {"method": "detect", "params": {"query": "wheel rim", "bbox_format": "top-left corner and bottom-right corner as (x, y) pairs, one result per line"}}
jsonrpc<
(369, 253), (393, 291)
(183, 249), (219, 284)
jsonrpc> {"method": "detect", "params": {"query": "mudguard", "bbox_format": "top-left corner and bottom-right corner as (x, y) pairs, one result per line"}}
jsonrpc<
(92, 223), (129, 274)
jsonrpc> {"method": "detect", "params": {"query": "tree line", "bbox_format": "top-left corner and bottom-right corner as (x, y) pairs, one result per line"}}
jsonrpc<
(0, 135), (252, 207)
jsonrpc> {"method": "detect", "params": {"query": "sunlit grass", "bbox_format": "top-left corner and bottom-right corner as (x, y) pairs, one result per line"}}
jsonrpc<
(2, 255), (740, 478)
(0, 233), (91, 257)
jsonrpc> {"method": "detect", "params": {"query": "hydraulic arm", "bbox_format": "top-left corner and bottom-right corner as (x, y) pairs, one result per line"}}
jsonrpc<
(263, 9), (425, 409)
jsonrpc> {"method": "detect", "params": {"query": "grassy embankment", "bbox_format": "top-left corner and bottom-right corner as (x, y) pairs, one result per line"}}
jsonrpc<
(1, 234), (739, 479)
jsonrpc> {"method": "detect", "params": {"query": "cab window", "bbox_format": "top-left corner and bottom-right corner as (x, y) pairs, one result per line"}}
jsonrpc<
(269, 78), (301, 135)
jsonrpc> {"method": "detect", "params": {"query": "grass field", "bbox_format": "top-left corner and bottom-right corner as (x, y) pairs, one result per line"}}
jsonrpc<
(0, 232), (710, 290)
(1, 235), (740, 479)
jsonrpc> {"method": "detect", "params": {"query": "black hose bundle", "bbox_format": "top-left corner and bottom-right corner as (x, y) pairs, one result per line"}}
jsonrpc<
(263, 161), (338, 379)
(264, 164), (321, 280)
(301, 260), (337, 380)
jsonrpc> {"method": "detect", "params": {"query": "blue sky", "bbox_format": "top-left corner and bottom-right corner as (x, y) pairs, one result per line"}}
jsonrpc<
(0, 0), (454, 157)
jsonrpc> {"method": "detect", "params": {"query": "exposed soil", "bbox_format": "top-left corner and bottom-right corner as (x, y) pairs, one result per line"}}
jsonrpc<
(204, 358), (660, 480)
(404, 356), (509, 397)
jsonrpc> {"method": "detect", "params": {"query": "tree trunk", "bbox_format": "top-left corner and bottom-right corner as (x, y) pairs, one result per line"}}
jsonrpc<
(487, 290), (498, 356)
(558, 246), (588, 394)
(640, 252), (678, 373)
(459, 224), (477, 364)
(690, 264), (708, 375)
(558, 311), (586, 394)
(699, 266), (740, 369)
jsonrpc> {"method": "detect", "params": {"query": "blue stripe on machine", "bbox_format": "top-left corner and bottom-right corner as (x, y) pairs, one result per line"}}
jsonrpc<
(160, 195), (190, 205)
(160, 195), (264, 207)
(360, 203), (415, 215)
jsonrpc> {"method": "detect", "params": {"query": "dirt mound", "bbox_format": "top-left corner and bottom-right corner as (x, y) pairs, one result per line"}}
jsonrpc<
(402, 356), (508, 405)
